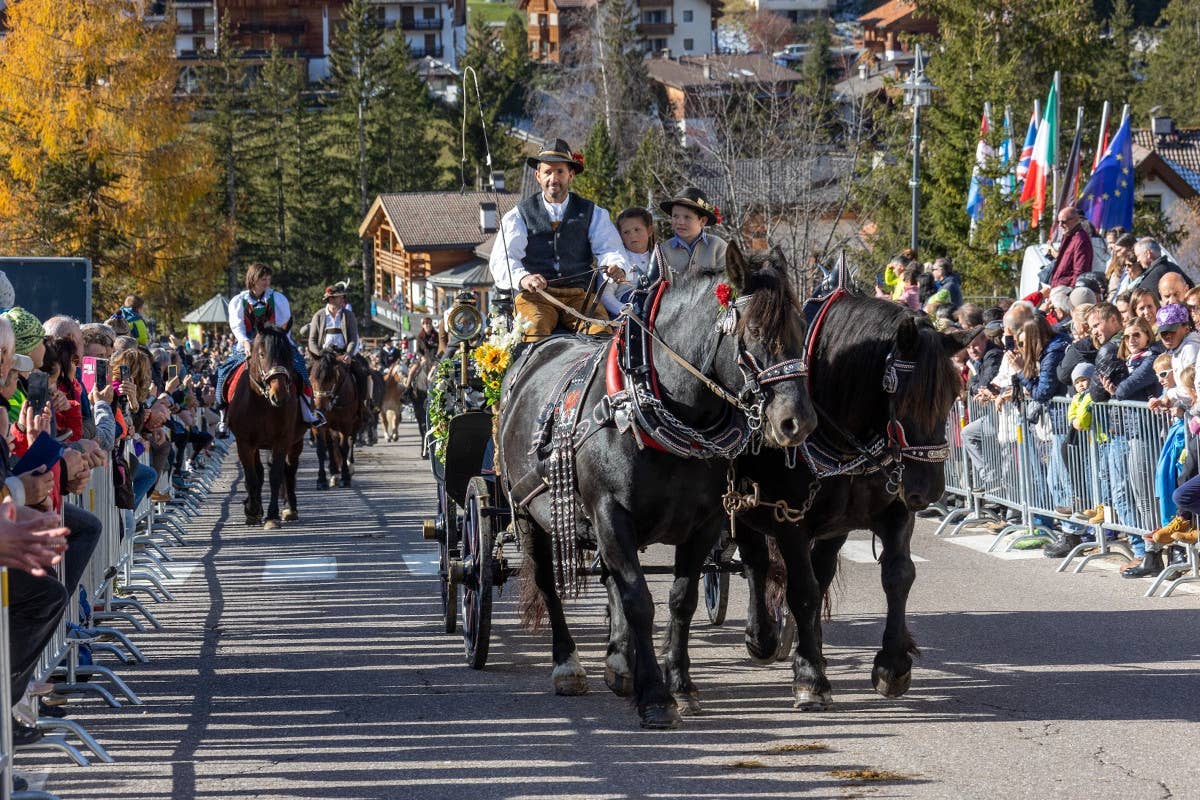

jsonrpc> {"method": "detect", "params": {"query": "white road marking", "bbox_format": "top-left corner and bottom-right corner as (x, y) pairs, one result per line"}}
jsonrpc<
(262, 557), (338, 582)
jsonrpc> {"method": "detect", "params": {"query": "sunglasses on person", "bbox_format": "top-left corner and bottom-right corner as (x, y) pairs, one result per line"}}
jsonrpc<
(1157, 370), (1173, 379)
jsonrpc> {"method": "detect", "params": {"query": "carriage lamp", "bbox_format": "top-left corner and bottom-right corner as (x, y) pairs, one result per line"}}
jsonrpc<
(445, 294), (484, 344)
(901, 44), (937, 255)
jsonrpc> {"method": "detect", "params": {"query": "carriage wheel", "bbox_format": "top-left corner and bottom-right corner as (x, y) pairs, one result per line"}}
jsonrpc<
(703, 569), (729, 625)
(439, 486), (458, 634)
(460, 477), (494, 670)
(772, 602), (796, 663)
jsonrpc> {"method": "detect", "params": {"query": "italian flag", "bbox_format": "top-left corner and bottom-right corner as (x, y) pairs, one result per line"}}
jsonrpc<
(1019, 82), (1057, 228)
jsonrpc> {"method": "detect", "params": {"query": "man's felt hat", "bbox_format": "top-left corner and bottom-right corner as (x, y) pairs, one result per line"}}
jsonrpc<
(659, 187), (719, 225)
(526, 139), (585, 174)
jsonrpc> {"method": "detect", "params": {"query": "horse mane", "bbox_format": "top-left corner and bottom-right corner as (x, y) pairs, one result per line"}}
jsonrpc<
(813, 294), (960, 433)
(309, 349), (342, 385)
(255, 325), (294, 370)
(735, 259), (798, 356)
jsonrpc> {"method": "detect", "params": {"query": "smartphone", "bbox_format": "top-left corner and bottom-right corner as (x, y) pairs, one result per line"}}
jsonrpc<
(95, 358), (108, 388)
(81, 357), (109, 395)
(25, 370), (49, 415)
(1003, 334), (1016, 352)
(167, 364), (179, 381)
(119, 364), (130, 382)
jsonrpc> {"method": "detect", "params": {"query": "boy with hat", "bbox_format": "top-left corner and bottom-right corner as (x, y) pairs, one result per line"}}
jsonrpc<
(489, 138), (628, 341)
(659, 187), (726, 275)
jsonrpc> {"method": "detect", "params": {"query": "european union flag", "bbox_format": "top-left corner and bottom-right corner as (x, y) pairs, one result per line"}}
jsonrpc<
(1078, 112), (1134, 232)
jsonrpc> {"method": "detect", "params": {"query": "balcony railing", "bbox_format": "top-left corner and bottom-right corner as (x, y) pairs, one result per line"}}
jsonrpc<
(402, 17), (443, 30)
(637, 21), (675, 35)
(410, 45), (445, 58)
(177, 22), (215, 34)
(638, 0), (673, 8)
(235, 20), (308, 35)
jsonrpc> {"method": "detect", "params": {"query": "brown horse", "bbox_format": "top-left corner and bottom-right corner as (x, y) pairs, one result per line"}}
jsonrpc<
(381, 361), (407, 443)
(310, 350), (361, 489)
(226, 325), (306, 529)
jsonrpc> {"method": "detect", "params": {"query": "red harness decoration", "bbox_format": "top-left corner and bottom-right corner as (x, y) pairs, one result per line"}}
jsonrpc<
(224, 362), (249, 406)
(803, 287), (847, 392)
(604, 280), (672, 453)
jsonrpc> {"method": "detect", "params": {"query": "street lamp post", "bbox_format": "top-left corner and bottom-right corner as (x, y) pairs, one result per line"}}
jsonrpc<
(901, 45), (937, 256)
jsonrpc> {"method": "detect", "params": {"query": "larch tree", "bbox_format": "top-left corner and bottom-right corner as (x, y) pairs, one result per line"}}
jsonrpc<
(1137, 0), (1200, 126)
(0, 0), (226, 318)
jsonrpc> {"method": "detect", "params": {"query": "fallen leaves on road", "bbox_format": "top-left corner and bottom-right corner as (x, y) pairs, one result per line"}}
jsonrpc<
(725, 759), (767, 769)
(829, 768), (911, 782)
(766, 742), (828, 753)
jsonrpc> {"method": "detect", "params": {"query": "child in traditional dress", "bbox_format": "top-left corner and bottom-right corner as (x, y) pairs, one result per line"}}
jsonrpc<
(601, 207), (656, 316)
(659, 188), (726, 275)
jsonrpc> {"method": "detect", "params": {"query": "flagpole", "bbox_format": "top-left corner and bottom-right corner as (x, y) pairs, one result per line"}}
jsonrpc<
(1050, 71), (1061, 228)
(1094, 100), (1111, 172)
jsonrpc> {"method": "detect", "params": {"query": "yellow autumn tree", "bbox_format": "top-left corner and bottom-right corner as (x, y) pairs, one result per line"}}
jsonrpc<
(0, 0), (228, 325)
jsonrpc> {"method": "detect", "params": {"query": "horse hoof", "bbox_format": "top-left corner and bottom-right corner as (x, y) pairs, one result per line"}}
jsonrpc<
(552, 652), (588, 696)
(281, 509), (299, 522)
(638, 703), (681, 730)
(604, 666), (634, 698)
(263, 519), (280, 530)
(673, 691), (702, 716)
(328, 477), (339, 489)
(317, 481), (328, 491)
(872, 665), (912, 698)
(245, 516), (262, 527)
(793, 687), (833, 711)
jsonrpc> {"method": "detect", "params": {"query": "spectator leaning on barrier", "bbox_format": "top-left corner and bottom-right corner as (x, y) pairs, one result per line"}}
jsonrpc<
(1149, 304), (1200, 416)
(1067, 362), (1095, 433)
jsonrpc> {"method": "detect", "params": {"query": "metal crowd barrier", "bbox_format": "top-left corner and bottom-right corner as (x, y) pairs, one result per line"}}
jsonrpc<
(0, 433), (229, 796)
(932, 391), (1200, 597)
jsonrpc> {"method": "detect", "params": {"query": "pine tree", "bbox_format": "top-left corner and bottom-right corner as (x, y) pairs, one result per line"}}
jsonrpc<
(1138, 0), (1200, 126)
(0, 0), (226, 316)
(614, 124), (687, 226)
(574, 120), (620, 211)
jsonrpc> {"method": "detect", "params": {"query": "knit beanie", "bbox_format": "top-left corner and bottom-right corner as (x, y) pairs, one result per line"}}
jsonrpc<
(0, 272), (14, 311)
(3, 307), (43, 355)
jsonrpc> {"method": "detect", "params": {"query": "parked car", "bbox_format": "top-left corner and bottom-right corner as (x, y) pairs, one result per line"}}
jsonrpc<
(772, 43), (809, 64)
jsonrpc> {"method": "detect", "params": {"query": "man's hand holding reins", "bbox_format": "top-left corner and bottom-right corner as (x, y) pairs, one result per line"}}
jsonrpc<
(519, 274), (548, 293)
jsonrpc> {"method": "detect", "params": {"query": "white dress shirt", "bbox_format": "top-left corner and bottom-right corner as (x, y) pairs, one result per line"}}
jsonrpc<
(600, 247), (655, 315)
(229, 289), (292, 354)
(322, 308), (348, 352)
(488, 194), (628, 291)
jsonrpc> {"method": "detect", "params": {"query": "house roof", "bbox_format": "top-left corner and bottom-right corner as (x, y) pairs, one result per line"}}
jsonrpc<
(181, 294), (230, 325)
(427, 259), (493, 289)
(358, 191), (520, 251)
(1132, 128), (1200, 195)
(858, 0), (918, 28)
(646, 54), (804, 91)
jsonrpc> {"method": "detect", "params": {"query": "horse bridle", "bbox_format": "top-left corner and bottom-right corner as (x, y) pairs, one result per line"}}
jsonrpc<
(312, 356), (351, 410)
(250, 362), (293, 400)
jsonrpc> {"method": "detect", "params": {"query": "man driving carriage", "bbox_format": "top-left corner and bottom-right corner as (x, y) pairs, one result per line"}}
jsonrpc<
(215, 263), (323, 435)
(488, 138), (629, 341)
(307, 284), (372, 416)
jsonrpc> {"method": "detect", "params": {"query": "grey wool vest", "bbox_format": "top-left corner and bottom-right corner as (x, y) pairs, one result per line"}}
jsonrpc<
(517, 193), (596, 289)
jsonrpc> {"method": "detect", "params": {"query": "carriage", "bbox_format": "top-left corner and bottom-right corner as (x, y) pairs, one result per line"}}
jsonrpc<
(420, 293), (779, 670)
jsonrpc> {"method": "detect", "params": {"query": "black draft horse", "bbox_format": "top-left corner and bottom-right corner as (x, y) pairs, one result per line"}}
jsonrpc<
(497, 244), (817, 729)
(733, 292), (974, 709)
(226, 325), (306, 529)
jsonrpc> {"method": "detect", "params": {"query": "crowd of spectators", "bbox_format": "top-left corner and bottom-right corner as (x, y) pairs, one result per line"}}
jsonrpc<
(878, 227), (1200, 584)
(0, 281), (223, 790)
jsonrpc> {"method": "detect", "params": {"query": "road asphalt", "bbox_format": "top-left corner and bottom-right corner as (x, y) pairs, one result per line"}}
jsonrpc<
(27, 425), (1200, 800)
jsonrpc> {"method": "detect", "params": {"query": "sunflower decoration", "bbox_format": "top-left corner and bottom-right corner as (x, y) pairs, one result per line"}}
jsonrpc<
(471, 313), (530, 408)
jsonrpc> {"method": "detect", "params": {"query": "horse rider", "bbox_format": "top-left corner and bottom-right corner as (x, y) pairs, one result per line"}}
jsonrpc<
(379, 335), (405, 370)
(487, 137), (628, 342)
(214, 262), (323, 436)
(307, 284), (372, 416)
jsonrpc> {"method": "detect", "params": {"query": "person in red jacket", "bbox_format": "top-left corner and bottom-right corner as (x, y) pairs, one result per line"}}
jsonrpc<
(1048, 207), (1094, 288)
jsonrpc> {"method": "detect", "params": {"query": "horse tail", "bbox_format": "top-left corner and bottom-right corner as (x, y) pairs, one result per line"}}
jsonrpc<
(518, 557), (548, 632)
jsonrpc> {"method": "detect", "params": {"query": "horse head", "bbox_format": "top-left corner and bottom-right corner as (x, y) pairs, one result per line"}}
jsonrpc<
(887, 316), (977, 508)
(723, 242), (816, 448)
(248, 325), (296, 408)
(309, 351), (349, 413)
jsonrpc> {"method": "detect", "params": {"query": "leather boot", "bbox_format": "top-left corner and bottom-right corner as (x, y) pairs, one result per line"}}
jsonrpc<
(1043, 532), (1083, 559)
(1122, 549), (1164, 578)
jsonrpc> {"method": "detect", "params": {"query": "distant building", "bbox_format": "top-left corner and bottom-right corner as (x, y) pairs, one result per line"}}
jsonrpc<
(1132, 120), (1200, 220)
(646, 52), (802, 147)
(357, 181), (519, 331)
(745, 0), (834, 24)
(519, 0), (717, 66)
(856, 0), (937, 61)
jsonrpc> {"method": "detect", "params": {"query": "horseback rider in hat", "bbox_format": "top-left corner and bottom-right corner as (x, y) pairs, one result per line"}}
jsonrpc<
(215, 263), (323, 436)
(307, 284), (372, 417)
(659, 187), (727, 275)
(488, 138), (629, 341)
(379, 335), (405, 370)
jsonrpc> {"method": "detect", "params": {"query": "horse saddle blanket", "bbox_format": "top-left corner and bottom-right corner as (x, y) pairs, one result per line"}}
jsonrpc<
(224, 362), (249, 406)
(530, 344), (607, 460)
